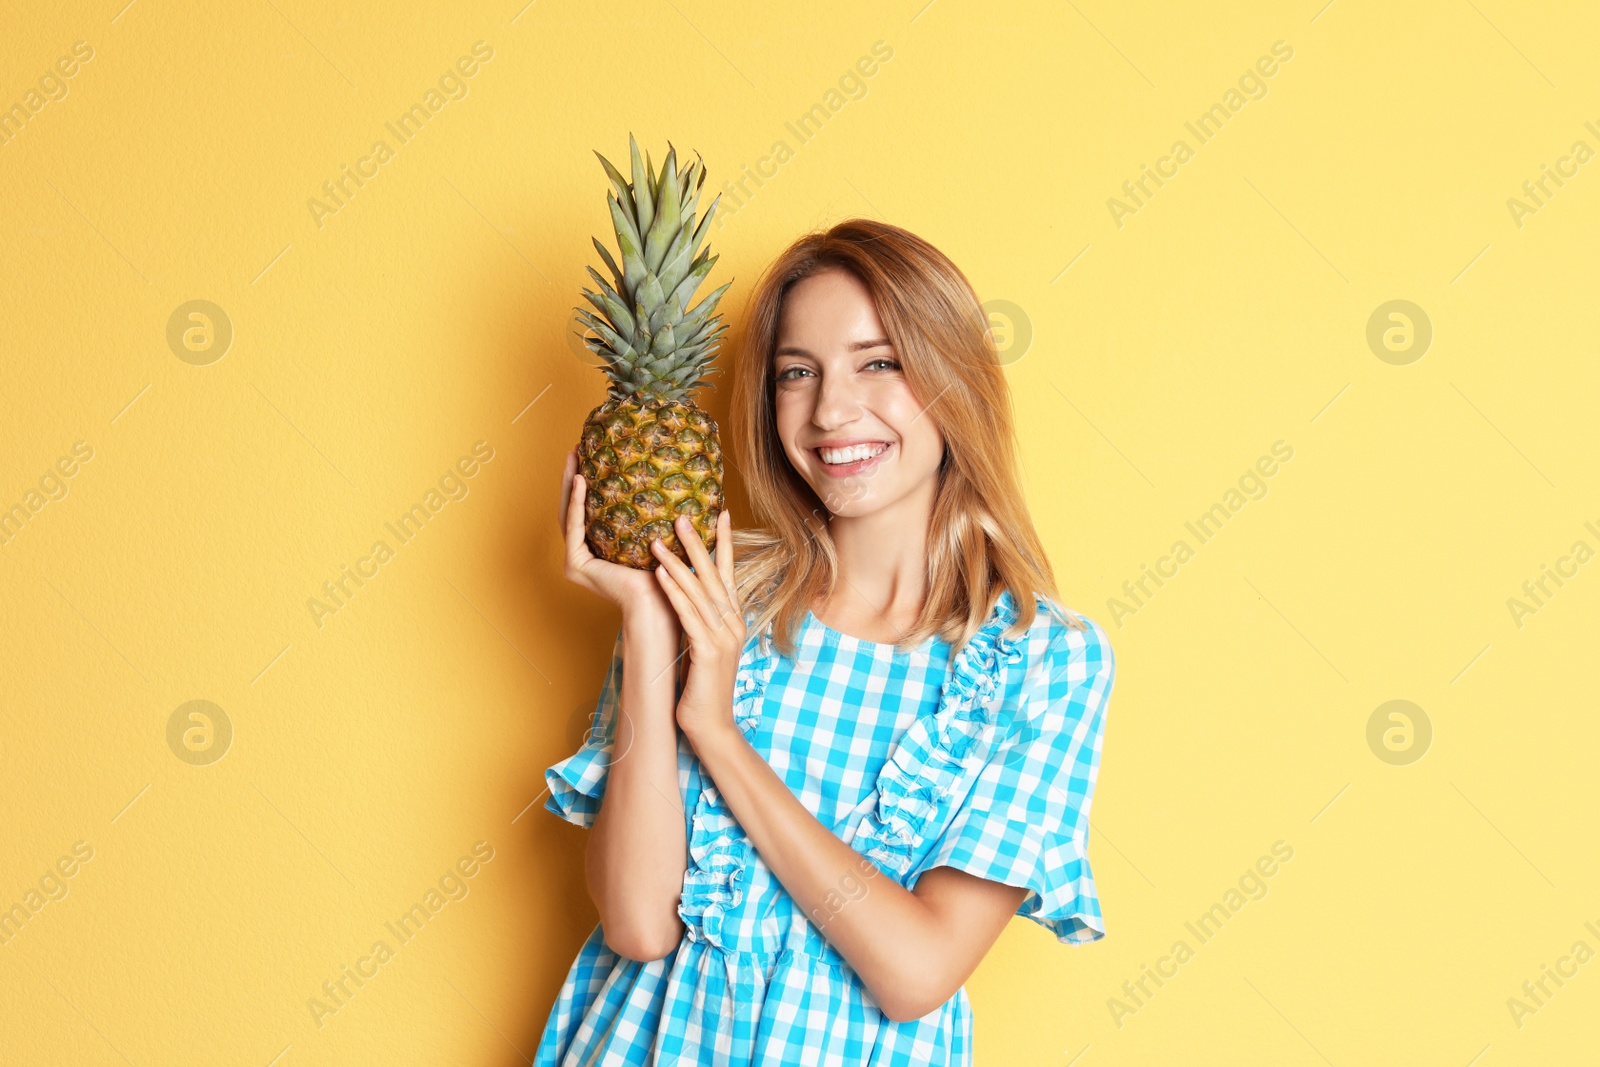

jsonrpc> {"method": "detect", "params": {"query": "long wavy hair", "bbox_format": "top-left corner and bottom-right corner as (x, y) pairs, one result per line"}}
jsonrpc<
(726, 217), (1087, 660)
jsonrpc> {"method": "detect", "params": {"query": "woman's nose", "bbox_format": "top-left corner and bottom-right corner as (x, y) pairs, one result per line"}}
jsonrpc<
(811, 370), (863, 428)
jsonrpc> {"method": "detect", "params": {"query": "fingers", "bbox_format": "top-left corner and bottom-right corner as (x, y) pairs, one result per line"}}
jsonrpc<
(649, 524), (726, 633)
(714, 509), (734, 600)
(557, 449), (574, 531)
(564, 454), (592, 566)
(652, 515), (737, 633)
(652, 548), (710, 647)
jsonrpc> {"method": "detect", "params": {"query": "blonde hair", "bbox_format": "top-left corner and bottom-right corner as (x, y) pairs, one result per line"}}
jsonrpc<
(726, 217), (1086, 660)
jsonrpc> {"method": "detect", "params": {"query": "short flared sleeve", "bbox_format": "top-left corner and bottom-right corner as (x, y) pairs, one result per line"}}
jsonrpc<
(543, 624), (625, 829)
(914, 614), (1116, 944)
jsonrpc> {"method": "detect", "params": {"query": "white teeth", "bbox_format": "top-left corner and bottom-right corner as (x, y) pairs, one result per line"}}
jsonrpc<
(818, 442), (888, 465)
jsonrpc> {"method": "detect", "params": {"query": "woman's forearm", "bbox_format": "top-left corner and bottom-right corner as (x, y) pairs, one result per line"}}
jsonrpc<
(585, 617), (689, 961)
(686, 722), (946, 1022)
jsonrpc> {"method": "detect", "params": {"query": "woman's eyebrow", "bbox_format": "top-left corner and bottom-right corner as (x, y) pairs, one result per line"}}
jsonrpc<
(773, 338), (893, 357)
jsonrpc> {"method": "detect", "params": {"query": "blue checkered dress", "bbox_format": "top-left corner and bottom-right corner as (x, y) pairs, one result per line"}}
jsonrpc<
(534, 587), (1115, 1066)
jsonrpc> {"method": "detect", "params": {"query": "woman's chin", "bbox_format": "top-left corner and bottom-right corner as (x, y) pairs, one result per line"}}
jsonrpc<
(813, 496), (884, 521)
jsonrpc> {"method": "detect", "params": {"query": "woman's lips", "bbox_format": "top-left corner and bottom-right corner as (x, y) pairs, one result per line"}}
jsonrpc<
(813, 442), (892, 477)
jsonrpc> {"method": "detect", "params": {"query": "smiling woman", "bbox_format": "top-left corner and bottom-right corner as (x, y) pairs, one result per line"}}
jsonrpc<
(726, 219), (1069, 652)
(540, 218), (1115, 1066)
(768, 268), (945, 527)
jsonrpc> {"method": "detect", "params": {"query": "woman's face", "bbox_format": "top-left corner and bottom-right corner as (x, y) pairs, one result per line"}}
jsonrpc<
(772, 268), (945, 519)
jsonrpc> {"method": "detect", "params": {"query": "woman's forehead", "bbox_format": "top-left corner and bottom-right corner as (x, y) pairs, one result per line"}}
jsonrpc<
(776, 277), (886, 347)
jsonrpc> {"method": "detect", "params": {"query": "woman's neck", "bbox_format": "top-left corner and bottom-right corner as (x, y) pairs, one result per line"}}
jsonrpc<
(813, 481), (935, 643)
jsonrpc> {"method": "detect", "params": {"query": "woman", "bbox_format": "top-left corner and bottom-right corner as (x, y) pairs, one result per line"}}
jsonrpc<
(535, 218), (1116, 1065)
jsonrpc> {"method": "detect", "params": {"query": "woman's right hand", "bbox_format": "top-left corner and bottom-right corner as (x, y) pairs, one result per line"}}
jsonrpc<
(559, 448), (679, 635)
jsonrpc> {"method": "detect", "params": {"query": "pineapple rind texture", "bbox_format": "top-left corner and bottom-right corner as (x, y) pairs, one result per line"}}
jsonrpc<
(580, 395), (724, 569)
(576, 134), (729, 569)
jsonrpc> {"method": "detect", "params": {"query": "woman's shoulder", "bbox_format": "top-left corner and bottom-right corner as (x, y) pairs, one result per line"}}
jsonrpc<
(976, 593), (1116, 755)
(1011, 591), (1116, 686)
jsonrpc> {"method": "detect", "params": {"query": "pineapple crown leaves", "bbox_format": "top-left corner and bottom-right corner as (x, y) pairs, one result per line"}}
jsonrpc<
(575, 132), (732, 401)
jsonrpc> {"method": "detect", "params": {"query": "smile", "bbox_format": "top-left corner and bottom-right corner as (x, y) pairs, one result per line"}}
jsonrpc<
(813, 441), (891, 474)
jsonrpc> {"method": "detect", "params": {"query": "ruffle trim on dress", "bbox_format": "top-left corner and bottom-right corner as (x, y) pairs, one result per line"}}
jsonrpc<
(543, 743), (611, 828)
(677, 613), (778, 948)
(542, 626), (626, 829)
(676, 592), (1034, 947)
(847, 588), (1031, 879)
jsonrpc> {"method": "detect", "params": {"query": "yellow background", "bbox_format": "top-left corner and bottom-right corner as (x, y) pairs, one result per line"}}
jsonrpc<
(3, 0), (1598, 1063)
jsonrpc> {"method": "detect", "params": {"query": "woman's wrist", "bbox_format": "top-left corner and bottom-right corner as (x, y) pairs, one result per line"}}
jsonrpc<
(621, 609), (680, 652)
(683, 713), (743, 761)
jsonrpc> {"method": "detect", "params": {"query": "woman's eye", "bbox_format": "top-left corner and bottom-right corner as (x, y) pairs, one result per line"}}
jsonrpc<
(775, 366), (810, 381)
(868, 358), (901, 371)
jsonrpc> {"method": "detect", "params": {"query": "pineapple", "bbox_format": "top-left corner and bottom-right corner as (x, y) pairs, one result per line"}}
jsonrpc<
(574, 134), (731, 570)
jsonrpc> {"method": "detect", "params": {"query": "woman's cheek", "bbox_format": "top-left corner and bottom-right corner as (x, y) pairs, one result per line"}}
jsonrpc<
(772, 389), (807, 423)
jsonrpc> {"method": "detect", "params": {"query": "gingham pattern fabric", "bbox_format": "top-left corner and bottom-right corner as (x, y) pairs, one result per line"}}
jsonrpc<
(534, 587), (1115, 1066)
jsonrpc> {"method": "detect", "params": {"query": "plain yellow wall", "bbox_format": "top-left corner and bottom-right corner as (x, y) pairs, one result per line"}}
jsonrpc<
(4, 1), (1599, 1063)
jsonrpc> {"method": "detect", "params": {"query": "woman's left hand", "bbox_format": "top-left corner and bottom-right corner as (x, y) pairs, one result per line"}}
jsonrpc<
(649, 509), (747, 744)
